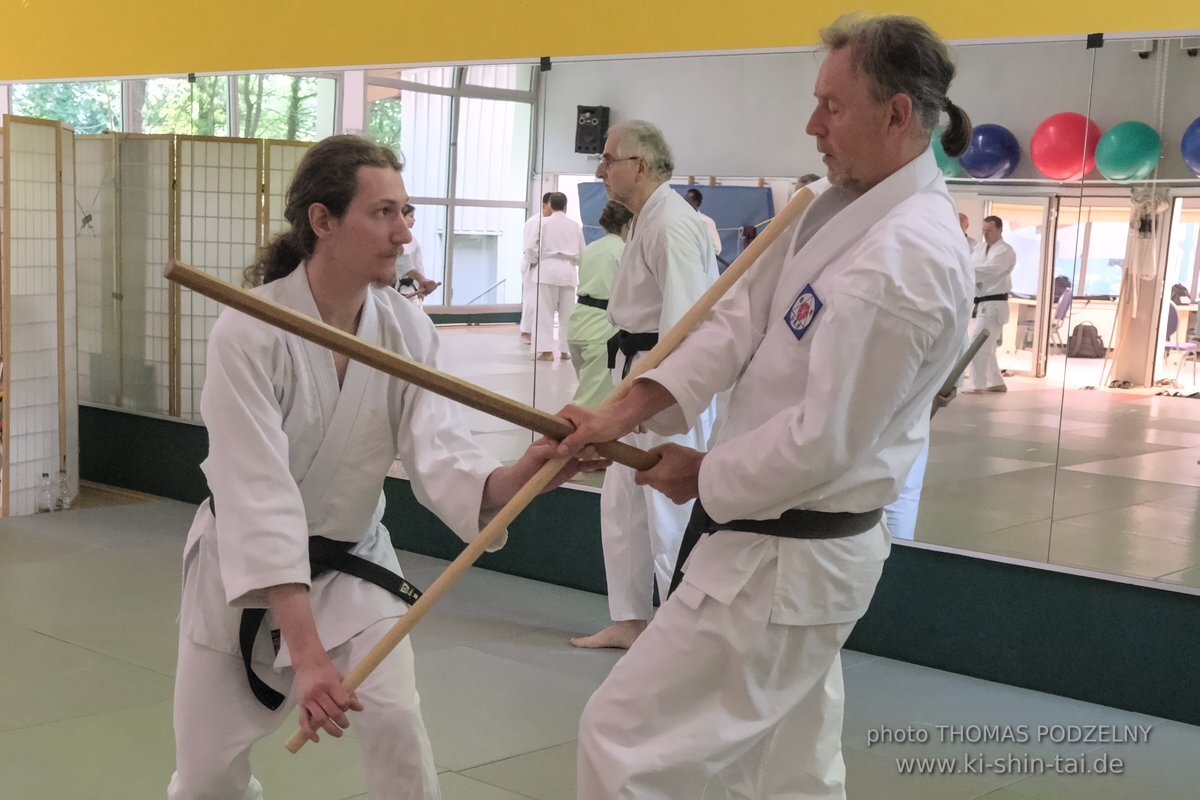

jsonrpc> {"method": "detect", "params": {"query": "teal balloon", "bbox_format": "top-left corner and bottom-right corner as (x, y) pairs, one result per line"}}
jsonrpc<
(933, 129), (963, 177)
(1095, 121), (1161, 181)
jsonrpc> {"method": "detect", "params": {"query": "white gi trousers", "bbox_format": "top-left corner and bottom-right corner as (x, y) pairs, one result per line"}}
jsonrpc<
(168, 616), (440, 800)
(599, 351), (714, 621)
(966, 300), (1008, 390)
(519, 267), (536, 335)
(577, 538), (858, 799)
(535, 283), (576, 356)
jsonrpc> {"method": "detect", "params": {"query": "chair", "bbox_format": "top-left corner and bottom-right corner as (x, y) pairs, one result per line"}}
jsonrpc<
(1050, 288), (1072, 347)
(1164, 303), (1199, 383)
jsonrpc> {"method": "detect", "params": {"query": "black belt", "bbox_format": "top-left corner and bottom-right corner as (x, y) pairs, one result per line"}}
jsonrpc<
(668, 501), (883, 596)
(972, 293), (1008, 318)
(577, 294), (609, 311)
(208, 497), (423, 710)
(606, 330), (659, 379)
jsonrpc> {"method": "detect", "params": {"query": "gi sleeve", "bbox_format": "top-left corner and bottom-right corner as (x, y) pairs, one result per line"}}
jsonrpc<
(975, 244), (1016, 287)
(653, 220), (712, 334)
(523, 217), (540, 268)
(201, 317), (310, 609)
(393, 316), (507, 548)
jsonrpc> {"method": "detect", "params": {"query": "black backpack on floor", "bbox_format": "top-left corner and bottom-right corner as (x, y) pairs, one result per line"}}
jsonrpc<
(1067, 322), (1106, 358)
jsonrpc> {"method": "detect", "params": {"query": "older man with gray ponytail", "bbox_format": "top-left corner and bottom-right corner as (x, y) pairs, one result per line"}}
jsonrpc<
(560, 13), (975, 799)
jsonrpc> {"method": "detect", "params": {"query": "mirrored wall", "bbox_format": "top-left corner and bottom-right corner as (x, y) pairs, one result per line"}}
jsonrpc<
(3, 32), (1199, 592)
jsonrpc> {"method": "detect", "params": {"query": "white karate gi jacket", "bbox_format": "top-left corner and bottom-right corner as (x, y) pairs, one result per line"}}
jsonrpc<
(521, 214), (541, 272)
(970, 237), (1016, 297)
(525, 211), (585, 287)
(698, 211), (722, 255)
(641, 148), (973, 625)
(608, 182), (719, 334)
(180, 264), (501, 667)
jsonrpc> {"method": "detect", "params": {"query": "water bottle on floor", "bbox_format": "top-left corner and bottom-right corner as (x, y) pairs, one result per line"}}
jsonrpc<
(57, 469), (72, 511)
(37, 473), (54, 513)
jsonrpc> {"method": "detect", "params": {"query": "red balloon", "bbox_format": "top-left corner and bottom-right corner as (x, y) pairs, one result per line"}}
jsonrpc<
(1030, 113), (1101, 180)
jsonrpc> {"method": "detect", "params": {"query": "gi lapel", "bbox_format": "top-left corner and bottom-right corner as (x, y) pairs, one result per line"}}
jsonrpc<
(285, 266), (380, 512)
(774, 149), (945, 317)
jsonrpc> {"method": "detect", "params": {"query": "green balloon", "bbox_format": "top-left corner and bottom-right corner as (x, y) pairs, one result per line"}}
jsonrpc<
(933, 128), (963, 177)
(1095, 121), (1161, 182)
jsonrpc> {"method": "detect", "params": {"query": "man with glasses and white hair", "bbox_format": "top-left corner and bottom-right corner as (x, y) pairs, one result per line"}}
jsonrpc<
(569, 119), (719, 651)
(558, 13), (973, 797)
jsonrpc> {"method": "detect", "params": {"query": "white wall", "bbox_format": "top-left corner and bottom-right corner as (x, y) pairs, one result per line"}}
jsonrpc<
(541, 51), (821, 178)
(538, 38), (1200, 182)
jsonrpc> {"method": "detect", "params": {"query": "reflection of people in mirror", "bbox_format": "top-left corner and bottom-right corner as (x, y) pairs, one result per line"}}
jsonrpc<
(169, 135), (586, 800)
(394, 204), (440, 303)
(525, 192), (585, 361)
(567, 200), (632, 407)
(569, 119), (719, 652)
(556, 14), (974, 798)
(959, 211), (978, 250)
(518, 193), (553, 344)
(683, 187), (723, 255)
(965, 215), (1016, 392)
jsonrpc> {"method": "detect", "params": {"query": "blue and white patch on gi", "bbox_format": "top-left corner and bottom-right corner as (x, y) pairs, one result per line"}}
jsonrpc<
(783, 284), (823, 340)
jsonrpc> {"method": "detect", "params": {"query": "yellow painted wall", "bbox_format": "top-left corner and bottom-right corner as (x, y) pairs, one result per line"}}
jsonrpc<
(1, 1), (1197, 81)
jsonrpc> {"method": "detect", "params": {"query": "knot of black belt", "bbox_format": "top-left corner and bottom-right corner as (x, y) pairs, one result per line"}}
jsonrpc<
(606, 329), (660, 379)
(209, 497), (424, 710)
(972, 293), (1008, 318)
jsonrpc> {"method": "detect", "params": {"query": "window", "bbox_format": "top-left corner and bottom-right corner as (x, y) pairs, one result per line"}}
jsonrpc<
(129, 76), (230, 136)
(1055, 203), (1130, 297)
(366, 64), (537, 308)
(465, 64), (534, 91)
(233, 74), (337, 141)
(11, 80), (122, 133)
(1166, 198), (1200, 301)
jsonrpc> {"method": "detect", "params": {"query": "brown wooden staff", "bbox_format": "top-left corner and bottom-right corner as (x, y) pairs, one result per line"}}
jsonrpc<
(282, 185), (816, 753)
(165, 261), (655, 471)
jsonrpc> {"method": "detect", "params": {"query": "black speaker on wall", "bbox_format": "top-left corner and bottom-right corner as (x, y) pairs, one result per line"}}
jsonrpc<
(575, 105), (610, 154)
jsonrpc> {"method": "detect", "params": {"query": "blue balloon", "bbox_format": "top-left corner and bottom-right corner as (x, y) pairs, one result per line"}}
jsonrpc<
(1182, 117), (1200, 178)
(959, 123), (1021, 179)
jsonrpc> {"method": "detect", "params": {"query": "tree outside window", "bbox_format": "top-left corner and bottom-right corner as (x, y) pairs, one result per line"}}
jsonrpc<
(12, 80), (122, 133)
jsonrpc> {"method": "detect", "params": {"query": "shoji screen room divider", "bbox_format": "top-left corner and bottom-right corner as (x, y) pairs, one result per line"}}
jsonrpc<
(1, 115), (79, 516)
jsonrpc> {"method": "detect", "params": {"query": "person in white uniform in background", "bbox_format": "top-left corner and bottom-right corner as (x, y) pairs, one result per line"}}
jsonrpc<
(965, 215), (1016, 393)
(394, 204), (440, 302)
(168, 135), (587, 800)
(959, 211), (978, 250)
(518, 192), (552, 344)
(526, 191), (586, 361)
(568, 200), (633, 408)
(556, 14), (973, 797)
(570, 120), (719, 651)
(684, 187), (723, 256)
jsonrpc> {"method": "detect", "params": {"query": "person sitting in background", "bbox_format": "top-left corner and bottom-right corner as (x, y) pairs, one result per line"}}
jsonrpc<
(395, 205), (440, 301)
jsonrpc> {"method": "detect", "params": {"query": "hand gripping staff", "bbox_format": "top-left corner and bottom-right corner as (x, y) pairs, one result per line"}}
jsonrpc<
(174, 187), (816, 754)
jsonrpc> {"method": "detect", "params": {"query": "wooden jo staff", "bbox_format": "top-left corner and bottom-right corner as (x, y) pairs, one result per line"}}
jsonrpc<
(165, 261), (655, 471)
(277, 187), (817, 753)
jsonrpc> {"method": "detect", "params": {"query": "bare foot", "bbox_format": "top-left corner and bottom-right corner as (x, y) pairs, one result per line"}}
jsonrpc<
(560, 352), (572, 360)
(570, 620), (648, 650)
(519, 332), (532, 344)
(535, 352), (555, 361)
